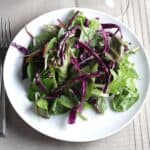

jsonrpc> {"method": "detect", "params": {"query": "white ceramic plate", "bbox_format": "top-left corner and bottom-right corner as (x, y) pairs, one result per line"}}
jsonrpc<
(4, 8), (150, 142)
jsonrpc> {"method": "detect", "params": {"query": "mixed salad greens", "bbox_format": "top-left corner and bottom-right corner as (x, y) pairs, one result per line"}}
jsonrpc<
(12, 10), (139, 124)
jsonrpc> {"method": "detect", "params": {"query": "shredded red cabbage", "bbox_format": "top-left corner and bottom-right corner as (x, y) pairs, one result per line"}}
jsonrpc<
(88, 97), (101, 113)
(101, 23), (123, 38)
(79, 51), (90, 61)
(11, 43), (29, 55)
(75, 43), (80, 49)
(124, 44), (129, 51)
(45, 95), (59, 100)
(57, 19), (66, 29)
(57, 26), (80, 65)
(106, 31), (114, 37)
(25, 26), (34, 39)
(26, 49), (42, 57)
(35, 73), (47, 93)
(77, 41), (108, 74)
(95, 17), (100, 20)
(72, 87), (80, 98)
(102, 61), (115, 93)
(88, 97), (97, 105)
(71, 72), (100, 83)
(79, 56), (94, 66)
(68, 106), (78, 124)
(84, 18), (90, 27)
(46, 72), (100, 101)
(68, 80), (87, 124)
(57, 31), (70, 65)
(99, 29), (109, 52)
(79, 80), (87, 112)
(77, 40), (114, 93)
(71, 56), (87, 113)
(71, 56), (81, 72)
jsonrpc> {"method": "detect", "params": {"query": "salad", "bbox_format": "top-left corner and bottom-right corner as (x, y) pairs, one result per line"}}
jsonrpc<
(12, 10), (139, 124)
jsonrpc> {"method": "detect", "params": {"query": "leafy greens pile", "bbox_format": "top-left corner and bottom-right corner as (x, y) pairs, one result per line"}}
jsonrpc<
(12, 10), (139, 124)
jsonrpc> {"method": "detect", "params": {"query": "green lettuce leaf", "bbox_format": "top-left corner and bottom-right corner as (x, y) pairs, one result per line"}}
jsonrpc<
(79, 26), (103, 48)
(109, 54), (138, 94)
(28, 83), (39, 101)
(72, 13), (86, 26)
(111, 87), (139, 112)
(49, 67), (57, 89)
(29, 25), (58, 52)
(109, 54), (139, 112)
(40, 70), (58, 91)
(35, 98), (50, 118)
(27, 61), (36, 81)
(51, 95), (74, 114)
(55, 52), (70, 84)
(89, 18), (101, 30)
(58, 28), (66, 40)
(95, 98), (107, 114)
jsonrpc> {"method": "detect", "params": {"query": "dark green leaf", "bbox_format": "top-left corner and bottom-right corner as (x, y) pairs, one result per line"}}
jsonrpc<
(58, 95), (74, 108)
(27, 62), (36, 81)
(29, 25), (58, 52)
(51, 95), (73, 114)
(65, 89), (79, 105)
(110, 36), (122, 60)
(85, 81), (94, 100)
(27, 60), (43, 81)
(28, 83), (39, 101)
(42, 78), (54, 91)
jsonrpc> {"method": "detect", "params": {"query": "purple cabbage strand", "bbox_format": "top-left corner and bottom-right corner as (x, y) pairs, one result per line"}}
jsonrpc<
(77, 40), (108, 74)
(35, 73), (47, 93)
(78, 80), (87, 112)
(101, 23), (123, 38)
(11, 42), (29, 55)
(67, 11), (80, 28)
(99, 29), (109, 52)
(68, 106), (78, 124)
(71, 56), (81, 72)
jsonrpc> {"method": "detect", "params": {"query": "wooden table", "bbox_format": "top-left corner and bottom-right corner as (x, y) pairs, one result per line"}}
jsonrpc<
(0, 0), (150, 149)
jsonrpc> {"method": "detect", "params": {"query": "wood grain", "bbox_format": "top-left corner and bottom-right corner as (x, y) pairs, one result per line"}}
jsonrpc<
(121, 0), (150, 149)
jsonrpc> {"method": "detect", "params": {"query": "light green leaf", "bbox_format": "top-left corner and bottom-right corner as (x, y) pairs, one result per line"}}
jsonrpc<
(89, 18), (101, 30)
(109, 54), (139, 94)
(111, 87), (139, 112)
(35, 98), (50, 118)
(72, 13), (86, 26)
(109, 54), (139, 112)
(58, 28), (66, 39)
(49, 67), (57, 88)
